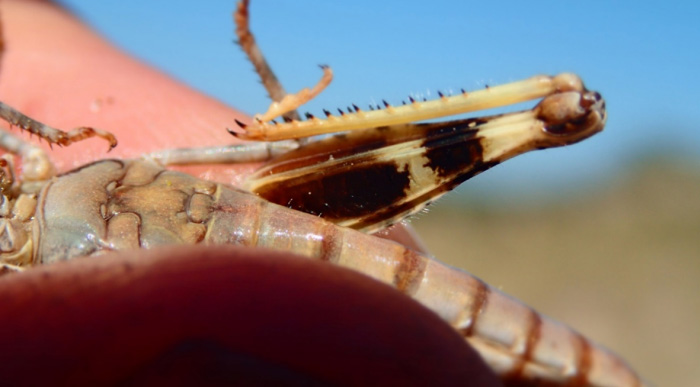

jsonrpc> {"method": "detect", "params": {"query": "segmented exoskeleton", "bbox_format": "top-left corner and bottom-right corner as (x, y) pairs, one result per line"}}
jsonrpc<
(0, 1), (646, 385)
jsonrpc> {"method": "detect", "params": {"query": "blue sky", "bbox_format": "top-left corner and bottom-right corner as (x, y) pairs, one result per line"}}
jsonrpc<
(56, 1), (700, 199)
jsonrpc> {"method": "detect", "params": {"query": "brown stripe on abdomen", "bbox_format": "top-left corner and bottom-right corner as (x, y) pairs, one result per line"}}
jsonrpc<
(319, 222), (343, 263)
(570, 332), (593, 386)
(392, 248), (427, 296)
(502, 309), (544, 383)
(458, 278), (490, 338)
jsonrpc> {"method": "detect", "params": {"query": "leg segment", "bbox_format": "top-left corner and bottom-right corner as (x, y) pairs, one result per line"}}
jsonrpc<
(147, 0), (317, 170)
(0, 128), (55, 182)
(146, 140), (299, 166)
(235, 0), (301, 122)
(232, 73), (586, 141)
(0, 102), (117, 152)
(0, 16), (114, 181)
(242, 65), (332, 125)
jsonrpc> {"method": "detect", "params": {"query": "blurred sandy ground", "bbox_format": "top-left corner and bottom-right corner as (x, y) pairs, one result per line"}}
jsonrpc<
(410, 158), (700, 386)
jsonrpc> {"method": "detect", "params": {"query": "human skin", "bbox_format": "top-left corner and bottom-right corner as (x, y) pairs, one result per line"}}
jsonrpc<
(0, 0), (499, 384)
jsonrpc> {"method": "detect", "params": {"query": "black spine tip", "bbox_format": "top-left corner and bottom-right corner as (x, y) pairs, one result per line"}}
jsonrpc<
(323, 109), (332, 117)
(305, 112), (315, 119)
(234, 118), (247, 129)
(409, 96), (416, 103)
(352, 104), (361, 112)
(283, 116), (293, 123)
(461, 88), (466, 94)
(382, 99), (391, 108)
(338, 108), (345, 116)
(437, 91), (444, 98)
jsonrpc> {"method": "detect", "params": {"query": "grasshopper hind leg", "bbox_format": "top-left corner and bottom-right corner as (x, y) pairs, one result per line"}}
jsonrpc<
(234, 0), (298, 122)
(150, 0), (327, 167)
(232, 0), (333, 142)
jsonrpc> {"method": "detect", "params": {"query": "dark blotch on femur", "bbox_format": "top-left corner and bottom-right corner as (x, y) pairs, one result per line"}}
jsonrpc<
(420, 117), (490, 179)
(255, 161), (411, 222)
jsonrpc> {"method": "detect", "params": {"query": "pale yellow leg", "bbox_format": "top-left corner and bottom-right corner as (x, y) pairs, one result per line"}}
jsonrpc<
(234, 72), (585, 142)
(251, 65), (333, 124)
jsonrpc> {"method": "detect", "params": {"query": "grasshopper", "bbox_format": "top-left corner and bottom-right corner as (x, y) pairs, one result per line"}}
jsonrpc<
(0, 1), (645, 385)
